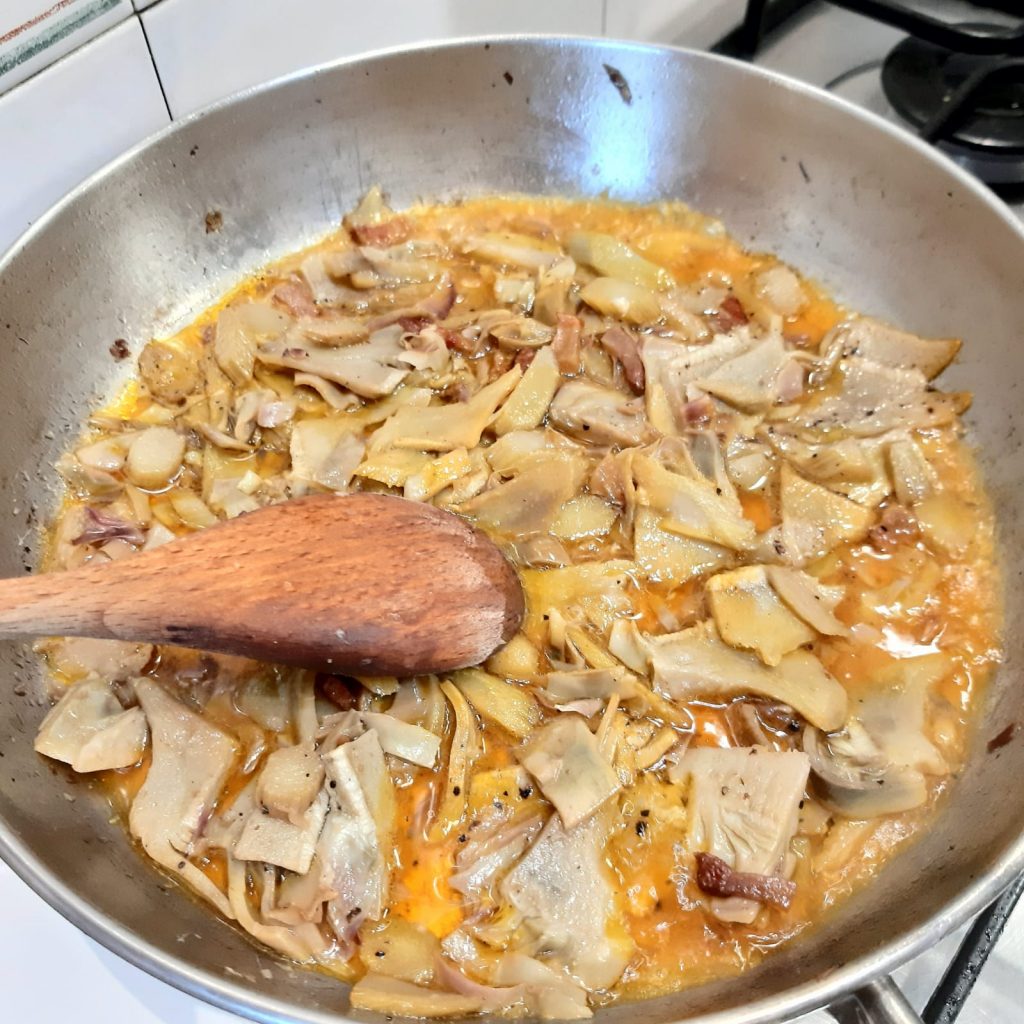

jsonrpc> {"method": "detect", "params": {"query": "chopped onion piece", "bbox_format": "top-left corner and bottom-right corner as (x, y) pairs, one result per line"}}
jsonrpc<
(126, 427), (185, 490)
(579, 277), (662, 325)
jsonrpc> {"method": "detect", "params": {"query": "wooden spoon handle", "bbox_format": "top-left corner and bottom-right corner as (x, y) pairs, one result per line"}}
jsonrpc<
(0, 494), (523, 676)
(0, 562), (144, 639)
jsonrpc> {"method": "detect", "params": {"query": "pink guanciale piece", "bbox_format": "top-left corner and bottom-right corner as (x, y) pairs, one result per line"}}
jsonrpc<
(271, 279), (320, 318)
(349, 217), (411, 247)
(551, 314), (582, 374)
(694, 852), (797, 909)
(600, 325), (645, 394)
(72, 507), (145, 548)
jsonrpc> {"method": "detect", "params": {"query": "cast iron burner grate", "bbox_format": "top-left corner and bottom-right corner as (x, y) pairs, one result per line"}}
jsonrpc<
(715, 0), (1024, 184)
(882, 36), (1024, 184)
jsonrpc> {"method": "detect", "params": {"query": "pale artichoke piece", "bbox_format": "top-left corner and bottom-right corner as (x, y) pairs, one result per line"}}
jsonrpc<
(727, 442), (774, 491)
(451, 667), (542, 739)
(549, 380), (653, 447)
(550, 494), (617, 541)
(355, 448), (431, 487)
(535, 266), (577, 326)
(638, 336), (685, 436)
(353, 385), (432, 428)
(518, 716), (619, 829)
(289, 419), (365, 493)
(215, 302), (291, 385)
(643, 328), (755, 393)
(888, 437), (937, 505)
(633, 507), (733, 583)
(860, 653), (951, 776)
(836, 317), (960, 379)
(696, 333), (795, 410)
(633, 454), (756, 551)
(354, 244), (443, 288)
(225, 855), (328, 960)
(706, 566), (815, 666)
(492, 347), (561, 435)
(130, 679), (238, 918)
(458, 451), (588, 537)
(564, 625), (621, 671)
(257, 328), (413, 399)
(493, 273), (536, 308)
(43, 636), (153, 682)
(489, 316), (555, 350)
(486, 633), (543, 681)
(233, 789), (329, 874)
(350, 974), (484, 1018)
(493, 954), (592, 1020)
(779, 463), (873, 564)
(767, 430), (892, 509)
(322, 710), (442, 768)
(791, 356), (969, 438)
(765, 565), (849, 636)
(464, 232), (563, 270)
(484, 428), (554, 474)
(344, 184), (398, 231)
(567, 231), (673, 291)
(258, 741), (325, 823)
(914, 490), (974, 556)
(404, 448), (472, 502)
(608, 619), (651, 675)
(806, 729), (927, 819)
(318, 730), (396, 938)
(753, 265), (806, 316)
(501, 812), (633, 991)
(649, 620), (847, 731)
(521, 560), (639, 635)
(35, 676), (147, 772)
(672, 747), (809, 923)
(445, 466), (489, 505)
(432, 681), (477, 839)
(126, 426), (186, 490)
(579, 277), (662, 325)
(369, 367), (521, 452)
(139, 340), (201, 403)
(359, 916), (442, 984)
(294, 314), (369, 346)
(542, 667), (639, 703)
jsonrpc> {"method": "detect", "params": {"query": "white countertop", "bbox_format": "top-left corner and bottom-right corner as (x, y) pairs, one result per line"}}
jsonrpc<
(0, 2), (1020, 1021)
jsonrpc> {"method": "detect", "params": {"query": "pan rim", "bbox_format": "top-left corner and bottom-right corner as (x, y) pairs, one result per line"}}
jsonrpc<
(1, 32), (1022, 1024)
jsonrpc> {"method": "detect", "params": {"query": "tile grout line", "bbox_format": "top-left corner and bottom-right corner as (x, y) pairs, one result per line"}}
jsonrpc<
(0, 0), (122, 96)
(135, 10), (172, 120)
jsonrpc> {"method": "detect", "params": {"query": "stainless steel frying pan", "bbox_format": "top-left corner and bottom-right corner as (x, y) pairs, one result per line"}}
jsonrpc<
(0, 36), (1021, 1024)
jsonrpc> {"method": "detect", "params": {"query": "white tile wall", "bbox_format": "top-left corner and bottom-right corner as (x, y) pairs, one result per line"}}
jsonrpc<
(1, 858), (238, 1024)
(0, 0), (133, 96)
(4, 2), (1020, 1023)
(605, 0), (746, 50)
(0, 16), (168, 251)
(142, 0), (605, 118)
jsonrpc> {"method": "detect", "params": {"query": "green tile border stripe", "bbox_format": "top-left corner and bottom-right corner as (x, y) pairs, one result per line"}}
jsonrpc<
(0, 0), (123, 79)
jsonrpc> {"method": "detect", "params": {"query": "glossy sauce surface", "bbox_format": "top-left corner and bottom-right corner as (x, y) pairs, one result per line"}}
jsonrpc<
(41, 195), (1000, 1010)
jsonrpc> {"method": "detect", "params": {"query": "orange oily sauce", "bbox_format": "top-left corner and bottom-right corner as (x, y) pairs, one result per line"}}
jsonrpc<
(41, 195), (999, 1005)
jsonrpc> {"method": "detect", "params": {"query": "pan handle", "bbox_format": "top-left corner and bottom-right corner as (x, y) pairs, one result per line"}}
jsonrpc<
(827, 976), (924, 1024)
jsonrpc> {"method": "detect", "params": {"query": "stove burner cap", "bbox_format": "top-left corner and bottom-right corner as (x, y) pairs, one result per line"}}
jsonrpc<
(882, 33), (1024, 151)
(882, 31), (1024, 184)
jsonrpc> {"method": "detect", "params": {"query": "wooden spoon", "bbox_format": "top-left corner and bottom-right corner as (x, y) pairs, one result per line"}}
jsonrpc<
(0, 494), (524, 677)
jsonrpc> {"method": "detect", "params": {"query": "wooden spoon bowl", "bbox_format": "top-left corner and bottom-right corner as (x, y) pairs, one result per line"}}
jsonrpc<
(0, 494), (524, 676)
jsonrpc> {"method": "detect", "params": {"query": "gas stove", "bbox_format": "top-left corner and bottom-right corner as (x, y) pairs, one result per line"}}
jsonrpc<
(701, 4), (1024, 1022)
(712, 0), (1024, 217)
